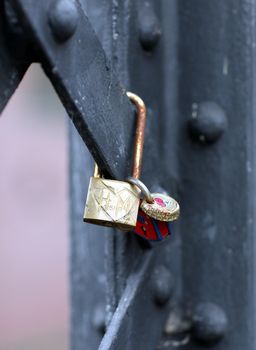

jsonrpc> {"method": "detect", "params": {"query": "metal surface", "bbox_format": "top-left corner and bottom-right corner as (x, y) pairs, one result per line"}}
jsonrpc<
(48, 0), (79, 42)
(69, 133), (106, 349)
(83, 176), (141, 230)
(191, 302), (228, 345)
(188, 101), (227, 143)
(71, 0), (179, 349)
(1, 0), (255, 349)
(0, 0), (179, 348)
(99, 253), (175, 350)
(178, 0), (256, 349)
(0, 1), (28, 111)
(99, 0), (179, 348)
(10, 0), (135, 179)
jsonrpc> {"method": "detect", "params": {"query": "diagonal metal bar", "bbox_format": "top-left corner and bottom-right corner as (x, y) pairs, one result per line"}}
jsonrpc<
(99, 252), (172, 350)
(0, 1), (29, 112)
(11, 0), (134, 179)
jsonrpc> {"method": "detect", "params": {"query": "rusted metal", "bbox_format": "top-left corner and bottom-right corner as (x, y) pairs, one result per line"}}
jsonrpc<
(126, 92), (147, 180)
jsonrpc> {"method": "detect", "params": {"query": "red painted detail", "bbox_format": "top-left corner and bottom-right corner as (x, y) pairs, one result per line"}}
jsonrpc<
(154, 197), (166, 207)
(134, 210), (170, 241)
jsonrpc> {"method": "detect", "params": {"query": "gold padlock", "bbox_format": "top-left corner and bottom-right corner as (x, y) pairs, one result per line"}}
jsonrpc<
(83, 92), (146, 231)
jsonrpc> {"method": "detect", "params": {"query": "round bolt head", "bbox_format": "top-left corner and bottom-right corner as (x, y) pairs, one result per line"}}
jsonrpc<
(192, 302), (228, 345)
(48, 0), (78, 42)
(139, 3), (161, 51)
(92, 304), (106, 334)
(189, 101), (227, 143)
(152, 265), (174, 305)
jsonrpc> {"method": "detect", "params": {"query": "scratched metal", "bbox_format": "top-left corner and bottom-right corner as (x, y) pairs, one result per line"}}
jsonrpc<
(1, 0), (254, 349)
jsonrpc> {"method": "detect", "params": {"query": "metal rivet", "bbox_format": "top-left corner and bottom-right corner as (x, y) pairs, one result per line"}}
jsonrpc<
(139, 3), (161, 51)
(152, 265), (174, 305)
(92, 304), (106, 334)
(192, 302), (228, 345)
(48, 0), (78, 42)
(189, 101), (227, 143)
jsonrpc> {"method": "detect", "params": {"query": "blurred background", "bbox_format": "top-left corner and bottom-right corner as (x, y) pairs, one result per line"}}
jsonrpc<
(0, 64), (69, 350)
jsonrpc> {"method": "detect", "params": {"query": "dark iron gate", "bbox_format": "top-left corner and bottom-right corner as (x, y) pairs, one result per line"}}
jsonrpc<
(1, 0), (255, 349)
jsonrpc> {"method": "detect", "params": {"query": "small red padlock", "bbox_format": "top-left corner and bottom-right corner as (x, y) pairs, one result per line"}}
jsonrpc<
(134, 209), (172, 241)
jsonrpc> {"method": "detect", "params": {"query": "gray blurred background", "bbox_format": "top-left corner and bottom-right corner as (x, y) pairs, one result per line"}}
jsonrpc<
(0, 64), (69, 350)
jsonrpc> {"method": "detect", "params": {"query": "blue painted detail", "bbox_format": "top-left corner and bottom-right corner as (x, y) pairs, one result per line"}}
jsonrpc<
(152, 219), (163, 241)
(137, 215), (145, 224)
(167, 222), (172, 236)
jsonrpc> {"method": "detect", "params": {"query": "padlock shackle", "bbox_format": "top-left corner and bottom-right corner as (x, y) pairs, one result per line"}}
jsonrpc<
(94, 164), (101, 178)
(127, 92), (147, 179)
(94, 92), (146, 180)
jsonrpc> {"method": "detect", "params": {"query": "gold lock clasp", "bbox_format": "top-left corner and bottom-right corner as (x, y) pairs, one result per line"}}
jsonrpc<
(83, 92), (147, 231)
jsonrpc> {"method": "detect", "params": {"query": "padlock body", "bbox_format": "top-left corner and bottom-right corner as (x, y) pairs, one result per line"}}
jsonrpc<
(84, 177), (140, 230)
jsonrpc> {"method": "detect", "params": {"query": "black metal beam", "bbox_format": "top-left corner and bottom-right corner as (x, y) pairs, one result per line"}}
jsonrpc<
(11, 0), (134, 179)
(70, 0), (180, 349)
(0, 1), (28, 112)
(99, 253), (174, 350)
(178, 0), (256, 348)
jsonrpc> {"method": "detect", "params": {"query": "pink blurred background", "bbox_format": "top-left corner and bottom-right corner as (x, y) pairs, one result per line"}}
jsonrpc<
(0, 64), (69, 350)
